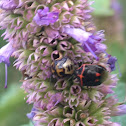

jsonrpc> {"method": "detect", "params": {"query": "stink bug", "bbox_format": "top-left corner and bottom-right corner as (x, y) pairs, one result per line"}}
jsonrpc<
(74, 64), (108, 87)
(51, 57), (74, 77)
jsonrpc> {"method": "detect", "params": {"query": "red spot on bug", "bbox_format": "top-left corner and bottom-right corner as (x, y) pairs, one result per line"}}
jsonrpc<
(96, 73), (101, 77)
(95, 79), (99, 82)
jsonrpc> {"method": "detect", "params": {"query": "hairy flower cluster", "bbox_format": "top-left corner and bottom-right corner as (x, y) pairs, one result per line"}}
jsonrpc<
(0, 0), (126, 126)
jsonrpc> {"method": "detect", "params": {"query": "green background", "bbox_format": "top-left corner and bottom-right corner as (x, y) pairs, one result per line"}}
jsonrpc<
(0, 0), (126, 126)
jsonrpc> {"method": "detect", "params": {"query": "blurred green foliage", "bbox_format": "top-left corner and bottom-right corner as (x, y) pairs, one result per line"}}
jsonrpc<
(89, 0), (114, 16)
(21, 122), (34, 126)
(111, 82), (126, 125)
(0, 84), (31, 126)
(0, 0), (126, 126)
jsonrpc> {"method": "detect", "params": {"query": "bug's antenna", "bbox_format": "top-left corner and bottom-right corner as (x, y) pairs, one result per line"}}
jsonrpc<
(67, 75), (73, 82)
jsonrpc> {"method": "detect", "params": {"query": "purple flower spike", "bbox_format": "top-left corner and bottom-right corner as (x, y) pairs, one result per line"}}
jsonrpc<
(0, 43), (15, 88)
(107, 56), (117, 71)
(33, 7), (59, 26)
(0, 0), (18, 10)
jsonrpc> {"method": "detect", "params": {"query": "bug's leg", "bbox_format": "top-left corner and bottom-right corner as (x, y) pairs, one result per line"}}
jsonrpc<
(86, 86), (89, 89)
(66, 75), (73, 83)
(50, 76), (52, 85)
(86, 86), (92, 90)
(50, 75), (58, 86)
(91, 60), (93, 64)
(81, 54), (84, 65)
(89, 86), (92, 90)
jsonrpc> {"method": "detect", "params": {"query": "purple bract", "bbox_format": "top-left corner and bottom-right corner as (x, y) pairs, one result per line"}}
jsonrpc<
(0, 0), (18, 10)
(33, 7), (59, 26)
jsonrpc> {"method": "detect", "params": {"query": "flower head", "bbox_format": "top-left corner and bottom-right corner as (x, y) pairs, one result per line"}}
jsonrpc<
(109, 122), (121, 126)
(107, 55), (117, 71)
(33, 7), (59, 26)
(0, 43), (15, 88)
(0, 43), (15, 66)
(111, 104), (126, 116)
(63, 26), (106, 60)
(111, 0), (122, 15)
(27, 107), (36, 120)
